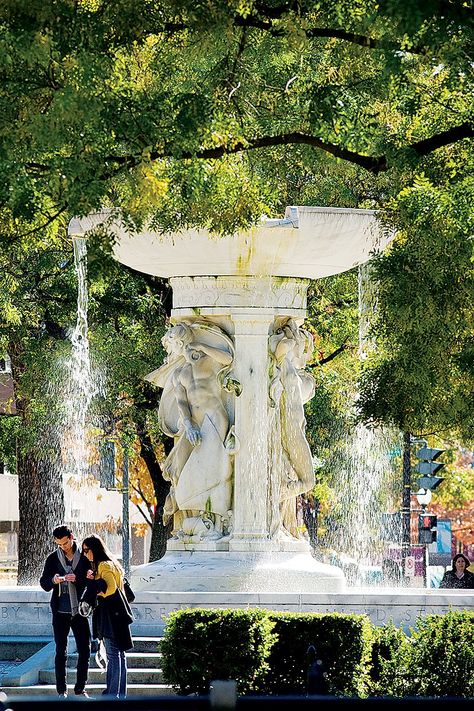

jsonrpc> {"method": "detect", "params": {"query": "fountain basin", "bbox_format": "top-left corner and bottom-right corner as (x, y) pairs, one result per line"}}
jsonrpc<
(68, 206), (391, 280)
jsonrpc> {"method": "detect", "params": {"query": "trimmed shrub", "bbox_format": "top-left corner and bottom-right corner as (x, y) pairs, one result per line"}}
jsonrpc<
(403, 611), (474, 697)
(161, 608), (276, 695)
(261, 612), (375, 697)
(368, 621), (411, 697)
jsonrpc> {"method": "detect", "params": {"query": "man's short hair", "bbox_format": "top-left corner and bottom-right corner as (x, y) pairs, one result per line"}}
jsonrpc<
(53, 525), (73, 540)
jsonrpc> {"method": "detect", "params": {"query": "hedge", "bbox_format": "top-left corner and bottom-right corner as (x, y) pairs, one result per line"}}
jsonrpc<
(263, 612), (374, 696)
(161, 608), (474, 698)
(161, 608), (374, 696)
(160, 608), (276, 695)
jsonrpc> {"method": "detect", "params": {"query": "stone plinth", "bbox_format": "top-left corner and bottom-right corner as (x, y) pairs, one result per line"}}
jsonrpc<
(130, 551), (345, 593)
(1, 587), (472, 637)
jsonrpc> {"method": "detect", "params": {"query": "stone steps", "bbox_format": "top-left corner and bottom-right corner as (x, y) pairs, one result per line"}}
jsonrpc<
(2, 683), (174, 697)
(68, 650), (162, 669)
(39, 667), (166, 685)
(0, 636), (175, 698)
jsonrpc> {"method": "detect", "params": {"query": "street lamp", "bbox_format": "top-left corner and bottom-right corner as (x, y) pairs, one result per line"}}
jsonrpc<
(416, 488), (432, 507)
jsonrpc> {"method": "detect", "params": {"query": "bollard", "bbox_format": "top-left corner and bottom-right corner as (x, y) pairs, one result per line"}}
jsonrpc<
(306, 644), (329, 696)
(210, 679), (237, 710)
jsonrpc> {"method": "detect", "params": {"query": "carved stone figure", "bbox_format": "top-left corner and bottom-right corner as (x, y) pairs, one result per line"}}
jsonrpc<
(145, 321), (238, 539)
(268, 317), (316, 537)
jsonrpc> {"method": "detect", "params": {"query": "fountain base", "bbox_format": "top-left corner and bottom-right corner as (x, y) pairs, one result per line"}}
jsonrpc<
(130, 550), (345, 593)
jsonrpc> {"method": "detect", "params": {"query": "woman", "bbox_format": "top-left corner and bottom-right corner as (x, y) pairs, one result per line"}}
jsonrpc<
(439, 553), (474, 589)
(82, 535), (133, 697)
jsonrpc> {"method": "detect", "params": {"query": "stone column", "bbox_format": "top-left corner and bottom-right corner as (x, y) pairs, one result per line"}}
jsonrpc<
(170, 275), (309, 552)
(229, 311), (276, 550)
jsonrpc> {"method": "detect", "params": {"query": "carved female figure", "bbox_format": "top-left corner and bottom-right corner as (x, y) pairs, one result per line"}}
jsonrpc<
(268, 317), (316, 537)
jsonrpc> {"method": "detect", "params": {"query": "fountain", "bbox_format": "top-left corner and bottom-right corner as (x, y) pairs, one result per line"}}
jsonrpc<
(1, 205), (472, 644)
(68, 206), (393, 593)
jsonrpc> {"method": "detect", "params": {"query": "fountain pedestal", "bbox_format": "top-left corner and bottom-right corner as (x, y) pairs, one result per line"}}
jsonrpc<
(68, 206), (392, 593)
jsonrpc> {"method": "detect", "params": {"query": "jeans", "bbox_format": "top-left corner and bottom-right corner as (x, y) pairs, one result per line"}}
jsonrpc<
(104, 637), (127, 698)
(52, 612), (91, 694)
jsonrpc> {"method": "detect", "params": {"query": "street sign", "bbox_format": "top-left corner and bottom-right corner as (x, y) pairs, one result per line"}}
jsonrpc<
(405, 556), (415, 577)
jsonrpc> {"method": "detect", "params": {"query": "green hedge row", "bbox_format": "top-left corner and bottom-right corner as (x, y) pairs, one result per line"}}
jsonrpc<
(161, 609), (373, 696)
(371, 611), (474, 697)
(161, 608), (474, 697)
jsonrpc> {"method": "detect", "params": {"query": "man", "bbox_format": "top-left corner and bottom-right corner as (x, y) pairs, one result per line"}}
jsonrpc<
(39, 525), (91, 697)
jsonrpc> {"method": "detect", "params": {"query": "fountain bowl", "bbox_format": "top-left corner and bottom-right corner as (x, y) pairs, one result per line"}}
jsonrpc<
(68, 206), (391, 280)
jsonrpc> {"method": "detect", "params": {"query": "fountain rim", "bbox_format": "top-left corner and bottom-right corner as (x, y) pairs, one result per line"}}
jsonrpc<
(68, 205), (389, 281)
(68, 205), (378, 237)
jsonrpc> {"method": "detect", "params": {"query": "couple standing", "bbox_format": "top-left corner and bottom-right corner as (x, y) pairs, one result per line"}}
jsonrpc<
(39, 525), (133, 698)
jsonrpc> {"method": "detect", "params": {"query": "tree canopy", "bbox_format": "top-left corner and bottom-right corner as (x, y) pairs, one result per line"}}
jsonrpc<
(0, 0), (472, 228)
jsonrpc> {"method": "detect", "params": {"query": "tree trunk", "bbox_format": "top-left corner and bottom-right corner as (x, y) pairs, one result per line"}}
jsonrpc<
(10, 341), (66, 584)
(138, 429), (172, 562)
(17, 448), (65, 584)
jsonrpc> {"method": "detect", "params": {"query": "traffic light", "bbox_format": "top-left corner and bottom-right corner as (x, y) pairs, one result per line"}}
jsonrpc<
(415, 446), (445, 490)
(418, 513), (437, 544)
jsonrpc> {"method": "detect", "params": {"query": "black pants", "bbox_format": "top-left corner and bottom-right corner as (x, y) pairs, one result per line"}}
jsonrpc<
(52, 612), (91, 694)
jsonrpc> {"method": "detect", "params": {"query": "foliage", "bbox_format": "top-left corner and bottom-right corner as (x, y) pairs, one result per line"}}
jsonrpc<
(370, 613), (474, 698)
(161, 608), (374, 696)
(403, 612), (474, 698)
(263, 612), (374, 697)
(357, 176), (474, 440)
(161, 608), (277, 695)
(161, 608), (474, 699)
(368, 621), (411, 697)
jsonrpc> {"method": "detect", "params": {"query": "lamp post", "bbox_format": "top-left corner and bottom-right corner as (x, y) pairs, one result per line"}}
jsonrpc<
(122, 445), (130, 580)
(416, 487), (432, 588)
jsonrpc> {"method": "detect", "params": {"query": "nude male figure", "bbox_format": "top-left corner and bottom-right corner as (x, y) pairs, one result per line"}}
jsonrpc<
(173, 341), (233, 446)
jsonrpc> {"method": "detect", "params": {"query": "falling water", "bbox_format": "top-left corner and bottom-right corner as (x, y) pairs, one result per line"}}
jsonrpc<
(318, 263), (403, 586)
(60, 238), (102, 482)
(54, 237), (116, 544)
(321, 423), (402, 585)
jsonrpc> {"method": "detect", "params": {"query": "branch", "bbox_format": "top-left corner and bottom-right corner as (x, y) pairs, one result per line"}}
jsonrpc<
(151, 8), (420, 55)
(15, 206), (68, 238)
(131, 498), (153, 528)
(317, 340), (352, 366)
(411, 122), (474, 157)
(130, 478), (154, 521)
(105, 133), (387, 173)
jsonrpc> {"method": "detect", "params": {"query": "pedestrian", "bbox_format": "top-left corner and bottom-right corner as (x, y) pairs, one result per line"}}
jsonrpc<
(81, 534), (133, 698)
(439, 553), (474, 589)
(39, 524), (91, 698)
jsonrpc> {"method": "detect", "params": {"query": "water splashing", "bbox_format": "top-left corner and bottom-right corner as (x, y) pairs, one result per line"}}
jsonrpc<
(318, 264), (403, 586)
(61, 237), (100, 480)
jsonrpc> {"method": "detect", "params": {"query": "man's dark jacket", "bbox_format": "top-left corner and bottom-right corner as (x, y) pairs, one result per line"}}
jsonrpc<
(39, 546), (90, 613)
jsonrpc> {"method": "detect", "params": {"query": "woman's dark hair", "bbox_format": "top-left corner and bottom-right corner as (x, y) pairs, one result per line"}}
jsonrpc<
(82, 534), (123, 572)
(452, 553), (470, 571)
